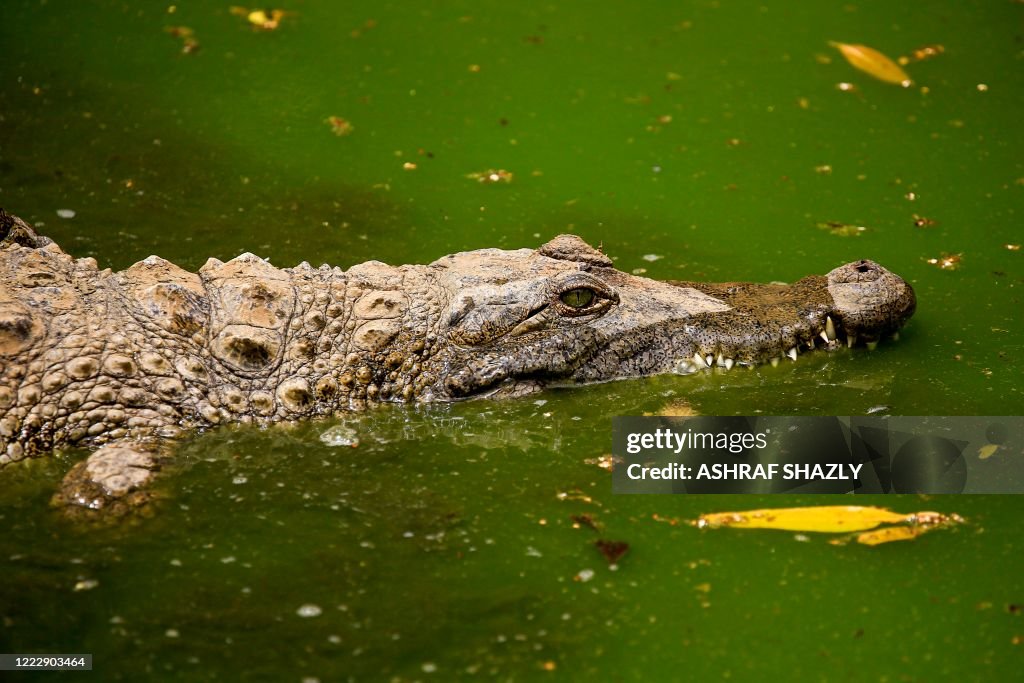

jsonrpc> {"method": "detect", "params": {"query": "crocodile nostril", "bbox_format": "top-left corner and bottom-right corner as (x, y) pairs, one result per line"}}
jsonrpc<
(855, 262), (874, 273)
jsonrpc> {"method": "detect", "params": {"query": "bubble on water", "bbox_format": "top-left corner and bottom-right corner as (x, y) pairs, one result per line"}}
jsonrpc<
(165, 628), (180, 638)
(421, 662), (437, 673)
(642, 254), (663, 262)
(73, 579), (99, 591)
(232, 475), (248, 485)
(56, 209), (76, 219)
(221, 556), (236, 564)
(297, 604), (323, 618)
(320, 425), (359, 447)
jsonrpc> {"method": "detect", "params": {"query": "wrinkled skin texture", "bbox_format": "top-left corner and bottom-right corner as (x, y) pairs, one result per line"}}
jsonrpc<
(0, 212), (915, 513)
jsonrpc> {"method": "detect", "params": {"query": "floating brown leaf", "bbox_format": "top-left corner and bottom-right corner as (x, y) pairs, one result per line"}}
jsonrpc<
(595, 539), (629, 564)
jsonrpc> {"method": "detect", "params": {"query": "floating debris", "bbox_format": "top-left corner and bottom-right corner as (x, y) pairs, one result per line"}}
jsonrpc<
(230, 6), (290, 31)
(817, 221), (868, 237)
(325, 116), (354, 137)
(642, 254), (663, 262)
(815, 164), (833, 175)
(652, 513), (682, 526)
(296, 604), (322, 618)
(1006, 244), (1021, 251)
(467, 169), (514, 184)
(56, 209), (76, 219)
(556, 489), (597, 505)
(320, 424), (359, 448)
(570, 514), (602, 532)
(73, 578), (99, 592)
(595, 539), (629, 565)
(913, 214), (938, 228)
(583, 454), (615, 471)
(829, 41), (913, 87)
(651, 399), (697, 417)
(898, 44), (945, 66)
(165, 26), (200, 54)
(573, 568), (595, 583)
(925, 252), (962, 270)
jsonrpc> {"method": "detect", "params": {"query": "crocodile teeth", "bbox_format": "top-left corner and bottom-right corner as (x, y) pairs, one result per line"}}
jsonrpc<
(693, 352), (709, 368)
(706, 354), (714, 367)
(847, 334), (856, 348)
(866, 340), (878, 351)
(724, 358), (734, 370)
(787, 347), (798, 361)
(770, 357), (780, 368)
(716, 353), (725, 366)
(820, 331), (830, 344)
(825, 316), (837, 341)
(807, 337), (815, 350)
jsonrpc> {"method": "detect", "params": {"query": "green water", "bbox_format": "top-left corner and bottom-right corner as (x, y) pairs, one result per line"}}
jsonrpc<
(1, 1), (1022, 680)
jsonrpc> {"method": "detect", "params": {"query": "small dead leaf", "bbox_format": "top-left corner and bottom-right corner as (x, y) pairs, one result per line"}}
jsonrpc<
(829, 41), (913, 87)
(595, 539), (629, 565)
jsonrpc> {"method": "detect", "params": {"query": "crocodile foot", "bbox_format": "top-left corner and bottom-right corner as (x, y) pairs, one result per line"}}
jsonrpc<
(51, 441), (167, 518)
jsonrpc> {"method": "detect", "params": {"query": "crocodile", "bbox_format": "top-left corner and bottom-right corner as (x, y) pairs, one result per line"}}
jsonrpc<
(0, 209), (916, 513)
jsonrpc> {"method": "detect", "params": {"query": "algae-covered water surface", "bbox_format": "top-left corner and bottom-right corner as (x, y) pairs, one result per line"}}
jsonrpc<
(2, 1), (1023, 681)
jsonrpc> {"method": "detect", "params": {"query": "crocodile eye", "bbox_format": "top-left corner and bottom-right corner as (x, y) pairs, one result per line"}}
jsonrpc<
(559, 287), (595, 309)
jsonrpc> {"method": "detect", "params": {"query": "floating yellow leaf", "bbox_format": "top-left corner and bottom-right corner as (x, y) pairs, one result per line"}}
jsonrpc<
(853, 524), (927, 546)
(693, 505), (909, 533)
(829, 41), (913, 87)
(978, 443), (1000, 460)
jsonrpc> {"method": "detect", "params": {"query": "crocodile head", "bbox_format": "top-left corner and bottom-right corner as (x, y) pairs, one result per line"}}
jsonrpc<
(433, 235), (915, 399)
